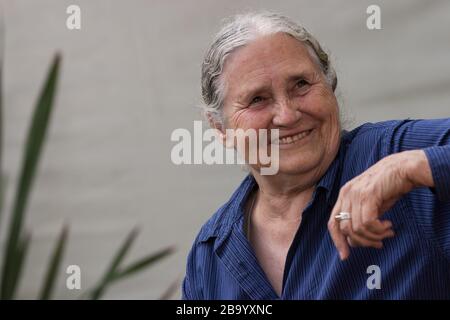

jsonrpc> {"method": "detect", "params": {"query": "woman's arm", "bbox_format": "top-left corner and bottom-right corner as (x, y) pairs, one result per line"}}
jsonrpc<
(328, 119), (450, 260)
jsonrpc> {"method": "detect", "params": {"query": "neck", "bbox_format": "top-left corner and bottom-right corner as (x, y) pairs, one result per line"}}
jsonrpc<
(249, 169), (319, 221)
(248, 142), (340, 221)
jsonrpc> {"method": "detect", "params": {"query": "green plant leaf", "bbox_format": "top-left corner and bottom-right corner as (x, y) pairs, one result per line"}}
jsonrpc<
(113, 246), (174, 281)
(82, 235), (174, 300)
(39, 225), (68, 300)
(159, 275), (181, 300)
(0, 54), (60, 299)
(2, 232), (31, 299)
(88, 228), (139, 300)
(0, 175), (4, 230)
(0, 63), (3, 231)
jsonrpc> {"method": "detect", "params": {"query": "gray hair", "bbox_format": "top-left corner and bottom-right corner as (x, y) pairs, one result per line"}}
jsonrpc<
(201, 12), (338, 124)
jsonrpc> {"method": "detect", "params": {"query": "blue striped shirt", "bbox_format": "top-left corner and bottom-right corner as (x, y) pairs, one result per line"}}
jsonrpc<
(182, 119), (450, 299)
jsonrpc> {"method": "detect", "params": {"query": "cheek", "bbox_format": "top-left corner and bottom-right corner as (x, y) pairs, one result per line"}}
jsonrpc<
(228, 108), (273, 130)
(302, 86), (336, 113)
(300, 92), (339, 145)
(300, 88), (339, 127)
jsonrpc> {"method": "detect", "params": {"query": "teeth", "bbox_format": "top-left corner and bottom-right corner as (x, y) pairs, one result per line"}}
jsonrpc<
(276, 130), (311, 145)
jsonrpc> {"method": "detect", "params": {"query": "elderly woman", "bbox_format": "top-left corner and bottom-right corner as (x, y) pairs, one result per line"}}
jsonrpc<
(182, 12), (450, 299)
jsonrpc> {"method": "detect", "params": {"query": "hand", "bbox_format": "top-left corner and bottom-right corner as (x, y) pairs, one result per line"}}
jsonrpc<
(328, 150), (434, 260)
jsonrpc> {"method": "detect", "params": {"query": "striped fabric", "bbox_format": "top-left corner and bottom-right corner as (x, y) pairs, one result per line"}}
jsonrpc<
(182, 119), (450, 300)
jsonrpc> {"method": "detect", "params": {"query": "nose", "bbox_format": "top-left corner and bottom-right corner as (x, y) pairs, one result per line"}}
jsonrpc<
(272, 98), (302, 127)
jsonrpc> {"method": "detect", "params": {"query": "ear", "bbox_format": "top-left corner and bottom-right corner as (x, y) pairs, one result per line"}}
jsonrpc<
(206, 112), (227, 145)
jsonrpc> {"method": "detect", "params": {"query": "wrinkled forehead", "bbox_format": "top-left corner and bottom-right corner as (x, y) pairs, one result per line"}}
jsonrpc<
(221, 33), (320, 100)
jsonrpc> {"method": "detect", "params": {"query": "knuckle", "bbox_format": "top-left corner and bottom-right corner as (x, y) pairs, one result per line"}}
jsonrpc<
(354, 223), (365, 235)
(362, 218), (375, 229)
(347, 237), (357, 247)
(327, 219), (335, 231)
(359, 190), (370, 203)
(361, 214), (378, 228)
(340, 223), (352, 235)
(341, 183), (352, 194)
(360, 187), (376, 203)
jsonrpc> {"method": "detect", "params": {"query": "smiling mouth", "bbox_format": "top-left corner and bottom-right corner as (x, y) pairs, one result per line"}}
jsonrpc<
(272, 129), (313, 145)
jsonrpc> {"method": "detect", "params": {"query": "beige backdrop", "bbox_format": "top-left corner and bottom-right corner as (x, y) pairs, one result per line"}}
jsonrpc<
(1, 0), (449, 299)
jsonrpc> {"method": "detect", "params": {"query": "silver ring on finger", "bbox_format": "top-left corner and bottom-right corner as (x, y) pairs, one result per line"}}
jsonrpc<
(335, 211), (351, 222)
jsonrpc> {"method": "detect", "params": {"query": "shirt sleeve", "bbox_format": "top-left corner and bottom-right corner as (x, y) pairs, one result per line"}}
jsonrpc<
(386, 118), (450, 260)
(182, 242), (203, 300)
(424, 145), (450, 202)
(386, 118), (450, 201)
(181, 277), (192, 300)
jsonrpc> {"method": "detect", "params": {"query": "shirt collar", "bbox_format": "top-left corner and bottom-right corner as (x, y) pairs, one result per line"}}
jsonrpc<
(316, 141), (344, 203)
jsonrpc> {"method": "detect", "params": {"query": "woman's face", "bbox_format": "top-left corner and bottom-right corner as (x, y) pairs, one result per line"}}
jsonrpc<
(220, 32), (341, 177)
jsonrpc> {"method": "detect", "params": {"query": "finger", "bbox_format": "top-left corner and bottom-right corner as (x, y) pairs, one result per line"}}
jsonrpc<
(349, 201), (366, 238)
(337, 197), (353, 238)
(360, 202), (395, 240)
(329, 198), (350, 260)
(336, 198), (358, 258)
(346, 233), (383, 249)
(329, 218), (350, 260)
(338, 197), (383, 248)
(365, 219), (393, 234)
(353, 218), (392, 241)
(343, 220), (385, 248)
(354, 226), (393, 241)
(353, 199), (393, 241)
(364, 220), (395, 241)
(350, 195), (377, 237)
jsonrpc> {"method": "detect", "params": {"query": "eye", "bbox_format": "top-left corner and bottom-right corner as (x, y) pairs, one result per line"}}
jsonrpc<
(249, 96), (265, 106)
(293, 79), (311, 96)
(296, 79), (309, 89)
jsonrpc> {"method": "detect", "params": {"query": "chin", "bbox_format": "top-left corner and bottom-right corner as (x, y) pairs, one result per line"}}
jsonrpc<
(277, 156), (321, 175)
(280, 138), (326, 167)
